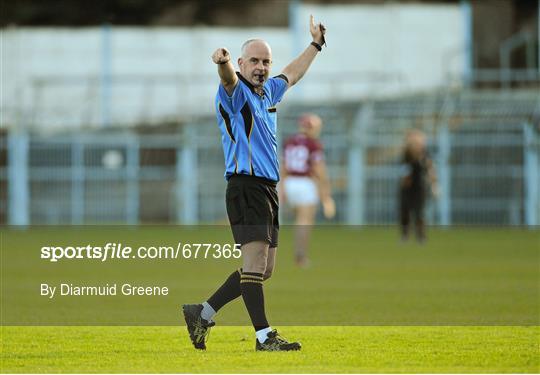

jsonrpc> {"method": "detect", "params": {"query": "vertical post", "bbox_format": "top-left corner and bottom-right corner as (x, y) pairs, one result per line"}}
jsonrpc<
(347, 104), (371, 225)
(460, 0), (473, 86)
(8, 131), (29, 225)
(347, 145), (364, 225)
(177, 125), (198, 224)
(524, 123), (539, 226)
(525, 33), (534, 70)
(437, 124), (451, 225)
(71, 138), (84, 224)
(101, 24), (112, 128)
(500, 39), (512, 90)
(126, 137), (139, 225)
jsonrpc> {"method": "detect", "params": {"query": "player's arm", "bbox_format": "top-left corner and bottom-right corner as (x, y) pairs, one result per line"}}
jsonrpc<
(279, 162), (289, 181)
(312, 160), (335, 219)
(427, 158), (440, 197)
(278, 163), (288, 204)
(281, 15), (326, 87)
(400, 150), (412, 188)
(212, 48), (238, 96)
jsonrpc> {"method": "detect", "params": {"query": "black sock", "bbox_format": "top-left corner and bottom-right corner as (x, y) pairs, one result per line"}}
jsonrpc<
(206, 268), (242, 312)
(240, 272), (269, 331)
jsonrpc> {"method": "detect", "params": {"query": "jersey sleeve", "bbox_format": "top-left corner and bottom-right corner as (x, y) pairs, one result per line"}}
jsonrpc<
(217, 81), (246, 114)
(267, 74), (289, 106)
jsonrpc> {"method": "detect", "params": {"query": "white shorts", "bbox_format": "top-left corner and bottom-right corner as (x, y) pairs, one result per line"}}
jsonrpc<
(283, 176), (319, 206)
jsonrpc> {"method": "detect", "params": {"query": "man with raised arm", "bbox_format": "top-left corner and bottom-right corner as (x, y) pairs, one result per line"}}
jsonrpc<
(183, 15), (326, 352)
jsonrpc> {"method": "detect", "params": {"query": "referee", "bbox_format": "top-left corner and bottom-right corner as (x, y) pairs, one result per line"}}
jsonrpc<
(183, 15), (327, 352)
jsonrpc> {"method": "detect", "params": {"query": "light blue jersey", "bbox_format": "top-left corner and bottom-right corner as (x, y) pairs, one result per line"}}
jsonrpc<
(215, 72), (289, 182)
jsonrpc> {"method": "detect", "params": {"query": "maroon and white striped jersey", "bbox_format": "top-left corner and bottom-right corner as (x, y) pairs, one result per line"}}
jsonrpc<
(282, 134), (324, 177)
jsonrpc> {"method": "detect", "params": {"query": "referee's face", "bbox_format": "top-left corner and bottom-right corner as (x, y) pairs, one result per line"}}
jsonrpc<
(238, 40), (272, 88)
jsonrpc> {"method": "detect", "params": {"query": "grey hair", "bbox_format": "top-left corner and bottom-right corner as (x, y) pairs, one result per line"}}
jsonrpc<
(241, 39), (271, 57)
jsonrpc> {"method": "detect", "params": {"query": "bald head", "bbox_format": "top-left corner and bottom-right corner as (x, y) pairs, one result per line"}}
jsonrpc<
(238, 39), (273, 88)
(241, 39), (272, 58)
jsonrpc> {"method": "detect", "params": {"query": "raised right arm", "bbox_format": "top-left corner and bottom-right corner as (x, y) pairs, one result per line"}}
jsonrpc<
(212, 48), (238, 96)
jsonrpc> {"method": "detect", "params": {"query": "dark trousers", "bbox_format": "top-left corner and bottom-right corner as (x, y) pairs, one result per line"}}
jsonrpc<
(399, 187), (426, 241)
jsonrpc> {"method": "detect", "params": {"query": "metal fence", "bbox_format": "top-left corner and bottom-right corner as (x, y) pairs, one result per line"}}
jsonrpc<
(357, 88), (540, 225)
(1, 88), (539, 226)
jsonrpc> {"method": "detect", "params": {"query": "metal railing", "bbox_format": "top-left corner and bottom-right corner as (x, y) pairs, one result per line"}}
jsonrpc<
(1, 89), (538, 226)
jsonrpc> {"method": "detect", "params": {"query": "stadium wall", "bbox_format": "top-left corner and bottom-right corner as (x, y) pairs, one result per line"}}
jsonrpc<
(1, 3), (465, 129)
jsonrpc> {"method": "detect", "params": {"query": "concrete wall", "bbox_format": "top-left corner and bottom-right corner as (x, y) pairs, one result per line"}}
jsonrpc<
(1, 3), (465, 129)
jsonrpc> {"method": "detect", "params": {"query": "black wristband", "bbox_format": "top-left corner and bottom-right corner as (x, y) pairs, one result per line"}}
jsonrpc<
(310, 41), (322, 52)
(218, 60), (230, 65)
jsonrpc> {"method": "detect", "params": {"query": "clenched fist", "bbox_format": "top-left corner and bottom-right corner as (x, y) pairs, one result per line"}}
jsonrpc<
(212, 48), (231, 65)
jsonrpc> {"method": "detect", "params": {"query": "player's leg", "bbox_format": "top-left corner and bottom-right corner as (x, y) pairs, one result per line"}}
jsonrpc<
(294, 204), (317, 267)
(285, 176), (318, 266)
(205, 268), (242, 317)
(240, 240), (273, 342)
(183, 178), (245, 350)
(255, 244), (300, 351)
(263, 247), (276, 280)
(250, 183), (300, 351)
(195, 244), (274, 315)
(203, 178), (248, 318)
(413, 192), (426, 243)
(399, 187), (411, 241)
(183, 267), (241, 350)
(183, 267), (243, 350)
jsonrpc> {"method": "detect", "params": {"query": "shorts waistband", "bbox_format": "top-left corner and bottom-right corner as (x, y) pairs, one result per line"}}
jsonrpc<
(228, 173), (278, 187)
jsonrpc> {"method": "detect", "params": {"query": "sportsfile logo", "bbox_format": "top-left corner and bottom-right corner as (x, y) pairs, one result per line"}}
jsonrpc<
(40, 243), (242, 262)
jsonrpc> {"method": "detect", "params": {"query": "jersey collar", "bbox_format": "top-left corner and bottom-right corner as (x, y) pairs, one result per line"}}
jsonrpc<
(237, 72), (265, 98)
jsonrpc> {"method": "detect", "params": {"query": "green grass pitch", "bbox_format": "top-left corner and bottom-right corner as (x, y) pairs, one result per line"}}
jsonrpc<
(2, 326), (538, 373)
(1, 226), (539, 373)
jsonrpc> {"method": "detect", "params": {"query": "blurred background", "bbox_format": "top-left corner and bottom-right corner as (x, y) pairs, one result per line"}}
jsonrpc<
(1, 0), (539, 226)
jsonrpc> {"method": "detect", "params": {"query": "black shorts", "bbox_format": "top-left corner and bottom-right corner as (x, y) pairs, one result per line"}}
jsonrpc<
(225, 174), (279, 248)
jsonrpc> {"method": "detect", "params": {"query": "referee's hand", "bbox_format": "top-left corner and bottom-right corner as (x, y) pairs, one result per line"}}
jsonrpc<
(310, 15), (326, 46)
(212, 48), (231, 65)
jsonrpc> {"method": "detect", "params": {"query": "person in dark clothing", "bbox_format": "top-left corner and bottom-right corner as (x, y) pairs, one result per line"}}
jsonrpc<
(399, 130), (438, 243)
